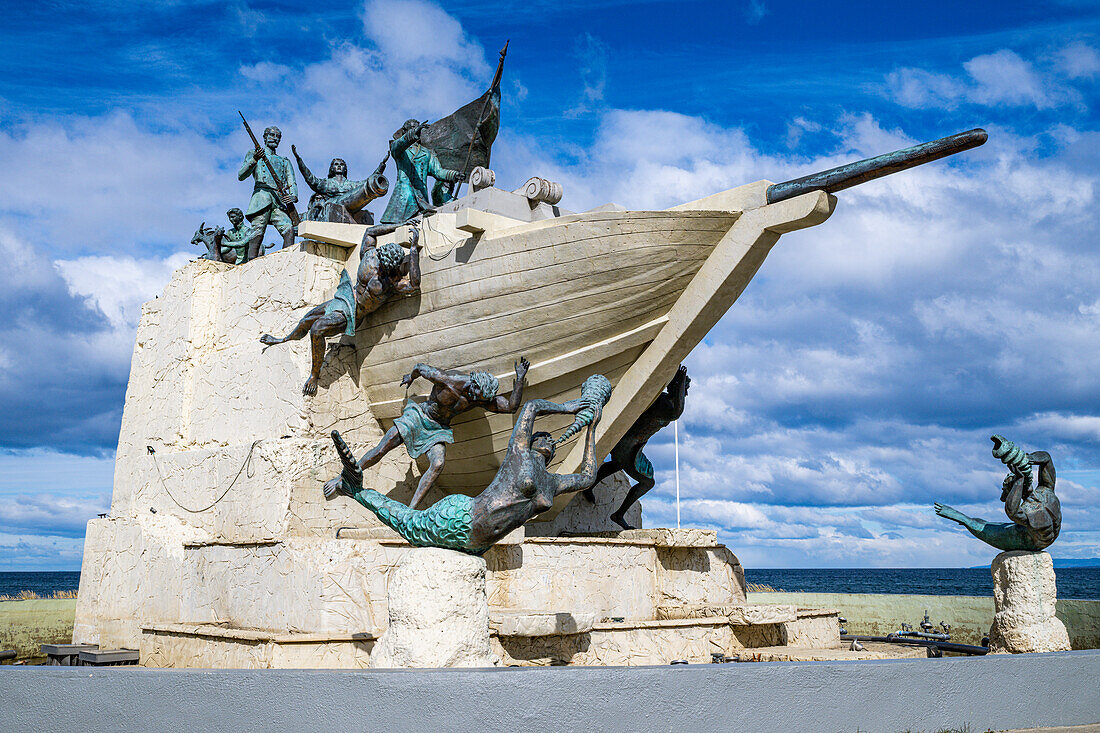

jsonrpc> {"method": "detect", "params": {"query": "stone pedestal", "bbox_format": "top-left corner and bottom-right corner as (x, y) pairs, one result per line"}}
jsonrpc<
(369, 548), (496, 668)
(989, 551), (1071, 654)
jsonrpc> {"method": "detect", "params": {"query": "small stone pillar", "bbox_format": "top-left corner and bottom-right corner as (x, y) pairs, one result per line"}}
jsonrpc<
(369, 547), (496, 668)
(988, 550), (1071, 654)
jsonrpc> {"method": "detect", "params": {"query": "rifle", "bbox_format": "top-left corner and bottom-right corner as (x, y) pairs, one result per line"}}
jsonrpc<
(238, 111), (301, 226)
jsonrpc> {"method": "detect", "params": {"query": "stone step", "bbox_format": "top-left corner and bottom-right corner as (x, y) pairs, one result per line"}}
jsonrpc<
(141, 623), (377, 669)
(655, 603), (797, 624)
(537, 528), (718, 548)
(731, 642), (927, 662)
(489, 610), (597, 637)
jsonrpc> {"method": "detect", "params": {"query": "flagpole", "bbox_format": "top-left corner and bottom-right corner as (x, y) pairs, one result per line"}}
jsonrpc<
(675, 420), (681, 529)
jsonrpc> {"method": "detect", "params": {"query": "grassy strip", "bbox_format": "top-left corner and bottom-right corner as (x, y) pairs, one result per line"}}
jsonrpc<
(0, 599), (78, 661)
(0, 590), (78, 601)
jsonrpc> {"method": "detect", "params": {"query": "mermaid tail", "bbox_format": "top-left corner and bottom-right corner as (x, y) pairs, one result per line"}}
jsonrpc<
(351, 489), (486, 555)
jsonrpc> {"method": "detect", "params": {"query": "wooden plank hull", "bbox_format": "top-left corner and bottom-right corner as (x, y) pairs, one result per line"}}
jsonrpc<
(300, 185), (835, 506)
(326, 210), (737, 492)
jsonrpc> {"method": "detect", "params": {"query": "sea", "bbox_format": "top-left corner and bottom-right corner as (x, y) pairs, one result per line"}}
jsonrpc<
(745, 567), (1100, 600)
(3, 568), (1098, 600)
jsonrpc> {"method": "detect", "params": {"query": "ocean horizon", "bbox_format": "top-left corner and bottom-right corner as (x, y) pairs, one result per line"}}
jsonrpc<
(4, 567), (1098, 601)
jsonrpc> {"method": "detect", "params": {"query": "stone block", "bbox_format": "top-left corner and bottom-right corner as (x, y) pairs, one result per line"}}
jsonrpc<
(989, 551), (1071, 654)
(783, 608), (842, 648)
(369, 548), (495, 668)
(490, 611), (597, 637)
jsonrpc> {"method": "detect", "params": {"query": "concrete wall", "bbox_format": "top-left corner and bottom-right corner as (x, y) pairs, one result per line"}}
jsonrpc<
(2, 651), (1098, 732)
(749, 591), (1100, 649)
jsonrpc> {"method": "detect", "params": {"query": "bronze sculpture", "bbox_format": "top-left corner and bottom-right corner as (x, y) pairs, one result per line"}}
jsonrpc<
(221, 207), (254, 263)
(292, 146), (390, 225)
(191, 223), (235, 264)
(584, 366), (690, 529)
(324, 358), (530, 509)
(259, 225), (421, 395)
(191, 208), (258, 264)
(237, 120), (298, 257)
(380, 120), (466, 225)
(325, 382), (612, 554)
(935, 435), (1061, 551)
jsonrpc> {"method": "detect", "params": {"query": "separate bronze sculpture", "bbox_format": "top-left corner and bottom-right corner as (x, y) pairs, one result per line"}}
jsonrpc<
(191, 208), (258, 264)
(292, 146), (390, 225)
(324, 358), (530, 509)
(325, 378), (613, 554)
(222, 207), (254, 262)
(935, 435), (1061, 551)
(584, 366), (690, 529)
(237, 119), (299, 257)
(380, 120), (466, 225)
(259, 225), (421, 395)
(191, 223), (235, 264)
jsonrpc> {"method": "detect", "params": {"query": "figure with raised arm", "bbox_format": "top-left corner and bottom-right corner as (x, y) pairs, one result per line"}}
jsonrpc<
(237, 124), (298, 257)
(584, 366), (690, 530)
(324, 357), (530, 509)
(325, 375), (613, 554)
(292, 146), (390, 225)
(935, 435), (1061, 551)
(259, 224), (421, 396)
(380, 119), (466, 225)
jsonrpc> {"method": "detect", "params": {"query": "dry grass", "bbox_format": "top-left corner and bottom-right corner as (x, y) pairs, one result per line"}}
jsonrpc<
(746, 582), (781, 592)
(0, 590), (78, 601)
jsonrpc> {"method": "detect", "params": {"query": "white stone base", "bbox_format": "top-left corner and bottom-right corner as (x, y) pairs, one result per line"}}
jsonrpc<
(369, 548), (496, 668)
(989, 551), (1071, 654)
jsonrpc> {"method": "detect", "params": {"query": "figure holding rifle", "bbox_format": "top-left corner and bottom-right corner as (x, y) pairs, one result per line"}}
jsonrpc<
(237, 115), (299, 259)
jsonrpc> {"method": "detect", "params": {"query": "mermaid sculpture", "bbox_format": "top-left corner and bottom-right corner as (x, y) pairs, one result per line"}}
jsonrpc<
(583, 366), (689, 529)
(934, 435), (1061, 551)
(325, 374), (613, 554)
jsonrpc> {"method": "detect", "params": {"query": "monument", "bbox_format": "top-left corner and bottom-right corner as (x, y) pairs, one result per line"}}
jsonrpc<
(935, 436), (1071, 653)
(74, 50), (994, 667)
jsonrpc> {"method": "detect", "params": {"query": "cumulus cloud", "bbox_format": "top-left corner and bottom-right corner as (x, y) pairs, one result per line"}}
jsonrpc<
(887, 48), (1091, 111)
(1, 0), (1098, 568)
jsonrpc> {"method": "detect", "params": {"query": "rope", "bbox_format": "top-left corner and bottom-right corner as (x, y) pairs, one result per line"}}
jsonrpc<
(422, 214), (463, 261)
(148, 440), (260, 513)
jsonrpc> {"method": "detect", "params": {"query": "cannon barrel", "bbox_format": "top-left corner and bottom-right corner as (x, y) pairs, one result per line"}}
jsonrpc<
(766, 128), (987, 204)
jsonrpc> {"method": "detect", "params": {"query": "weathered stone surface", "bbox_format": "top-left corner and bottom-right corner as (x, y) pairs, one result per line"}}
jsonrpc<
(140, 625), (373, 669)
(989, 551), (1071, 654)
(493, 618), (734, 667)
(783, 608), (842, 649)
(369, 548), (495, 668)
(490, 610), (597, 637)
(559, 528), (718, 547)
(734, 643), (926, 662)
(656, 603), (796, 625)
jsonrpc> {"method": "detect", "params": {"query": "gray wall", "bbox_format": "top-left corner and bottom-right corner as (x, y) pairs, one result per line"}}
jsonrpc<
(748, 591), (1100, 648)
(2, 650), (1099, 732)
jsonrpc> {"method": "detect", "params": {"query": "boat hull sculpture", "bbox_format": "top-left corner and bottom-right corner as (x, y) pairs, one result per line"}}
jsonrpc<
(301, 183), (830, 515)
(300, 129), (985, 517)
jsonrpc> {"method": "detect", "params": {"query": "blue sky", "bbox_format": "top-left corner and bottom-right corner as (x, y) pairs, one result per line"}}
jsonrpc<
(0, 0), (1098, 570)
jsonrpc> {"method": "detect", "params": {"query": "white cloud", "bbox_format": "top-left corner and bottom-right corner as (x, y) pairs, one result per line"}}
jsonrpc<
(887, 48), (1087, 111)
(1059, 41), (1100, 79)
(56, 252), (191, 330)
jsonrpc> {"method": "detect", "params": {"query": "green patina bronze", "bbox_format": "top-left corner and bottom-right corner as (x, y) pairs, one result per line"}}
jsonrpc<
(934, 435), (1062, 552)
(379, 120), (464, 224)
(353, 489), (489, 556)
(221, 207), (253, 263)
